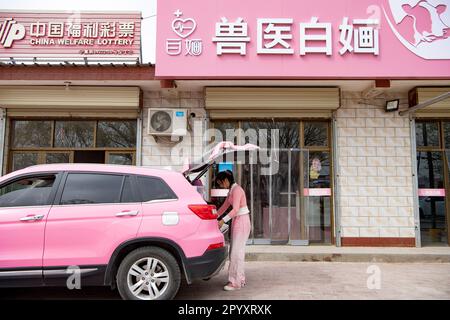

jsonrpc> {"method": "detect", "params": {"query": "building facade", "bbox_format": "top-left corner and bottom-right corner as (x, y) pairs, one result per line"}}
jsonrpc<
(1, 1), (450, 247)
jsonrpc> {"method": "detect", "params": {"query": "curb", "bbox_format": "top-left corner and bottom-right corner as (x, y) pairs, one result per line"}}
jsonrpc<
(245, 252), (450, 263)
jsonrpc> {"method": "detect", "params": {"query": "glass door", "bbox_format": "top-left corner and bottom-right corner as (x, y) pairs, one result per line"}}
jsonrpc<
(415, 120), (449, 246)
(210, 120), (333, 245)
(241, 148), (309, 245)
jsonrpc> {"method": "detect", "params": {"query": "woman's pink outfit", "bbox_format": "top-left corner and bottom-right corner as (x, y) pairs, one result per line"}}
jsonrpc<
(217, 183), (251, 288)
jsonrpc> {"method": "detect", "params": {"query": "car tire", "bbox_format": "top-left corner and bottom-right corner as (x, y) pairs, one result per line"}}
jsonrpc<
(117, 246), (181, 300)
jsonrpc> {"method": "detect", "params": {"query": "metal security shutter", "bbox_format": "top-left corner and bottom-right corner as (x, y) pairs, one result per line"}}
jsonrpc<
(410, 87), (450, 118)
(205, 87), (340, 119)
(0, 86), (141, 118)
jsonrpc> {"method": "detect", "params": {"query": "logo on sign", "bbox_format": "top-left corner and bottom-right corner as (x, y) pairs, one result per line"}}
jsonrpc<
(0, 18), (26, 48)
(166, 9), (202, 56)
(384, 0), (450, 59)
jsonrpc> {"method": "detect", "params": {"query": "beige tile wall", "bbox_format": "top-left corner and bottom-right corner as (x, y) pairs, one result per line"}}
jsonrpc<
(337, 92), (416, 239)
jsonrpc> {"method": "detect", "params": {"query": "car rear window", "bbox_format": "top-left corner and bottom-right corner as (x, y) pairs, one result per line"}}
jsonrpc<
(137, 176), (177, 202)
(60, 173), (123, 205)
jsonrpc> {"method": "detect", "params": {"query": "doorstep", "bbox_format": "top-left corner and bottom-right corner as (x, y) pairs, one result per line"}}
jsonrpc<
(244, 245), (450, 263)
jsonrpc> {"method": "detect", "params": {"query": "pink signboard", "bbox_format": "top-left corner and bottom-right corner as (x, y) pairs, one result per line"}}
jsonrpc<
(156, 0), (450, 79)
(0, 11), (141, 60)
(418, 188), (446, 196)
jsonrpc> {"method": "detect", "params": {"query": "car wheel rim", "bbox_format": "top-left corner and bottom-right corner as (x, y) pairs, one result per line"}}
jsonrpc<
(127, 257), (170, 300)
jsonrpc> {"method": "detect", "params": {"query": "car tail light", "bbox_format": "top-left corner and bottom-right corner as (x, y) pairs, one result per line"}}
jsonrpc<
(206, 242), (224, 251)
(188, 204), (217, 220)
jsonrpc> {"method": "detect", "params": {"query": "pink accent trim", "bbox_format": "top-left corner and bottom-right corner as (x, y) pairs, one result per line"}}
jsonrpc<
(211, 188), (229, 197)
(304, 188), (331, 196)
(418, 188), (446, 197)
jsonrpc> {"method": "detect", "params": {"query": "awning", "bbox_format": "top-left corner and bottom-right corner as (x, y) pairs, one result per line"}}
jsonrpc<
(403, 87), (450, 118)
(205, 87), (340, 119)
(0, 86), (141, 118)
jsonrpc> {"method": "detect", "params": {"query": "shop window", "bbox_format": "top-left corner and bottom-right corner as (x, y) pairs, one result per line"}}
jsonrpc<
(444, 122), (450, 150)
(417, 151), (445, 189)
(308, 151), (330, 189)
(0, 175), (56, 207)
(54, 121), (95, 148)
(212, 122), (238, 144)
(8, 119), (137, 173)
(242, 121), (300, 149)
(12, 153), (38, 171)
(304, 121), (328, 147)
(96, 121), (137, 148)
(46, 153), (70, 164)
(107, 153), (134, 165)
(60, 173), (123, 205)
(308, 196), (332, 244)
(12, 121), (52, 148)
(416, 121), (440, 147)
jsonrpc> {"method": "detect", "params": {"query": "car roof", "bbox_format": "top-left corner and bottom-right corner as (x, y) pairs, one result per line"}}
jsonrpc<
(1, 163), (182, 180)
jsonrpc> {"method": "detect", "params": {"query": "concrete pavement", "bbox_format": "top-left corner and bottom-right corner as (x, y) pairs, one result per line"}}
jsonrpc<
(1, 261), (449, 300)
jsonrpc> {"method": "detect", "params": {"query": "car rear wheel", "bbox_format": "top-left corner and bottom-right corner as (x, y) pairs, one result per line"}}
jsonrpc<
(117, 247), (181, 300)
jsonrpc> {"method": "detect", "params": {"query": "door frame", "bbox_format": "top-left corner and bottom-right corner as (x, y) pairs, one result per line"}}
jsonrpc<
(413, 118), (450, 246)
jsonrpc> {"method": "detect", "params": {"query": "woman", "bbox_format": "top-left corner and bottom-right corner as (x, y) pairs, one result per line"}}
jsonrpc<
(216, 170), (251, 291)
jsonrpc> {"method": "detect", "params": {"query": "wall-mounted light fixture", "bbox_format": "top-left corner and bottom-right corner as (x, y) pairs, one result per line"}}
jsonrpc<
(385, 99), (399, 112)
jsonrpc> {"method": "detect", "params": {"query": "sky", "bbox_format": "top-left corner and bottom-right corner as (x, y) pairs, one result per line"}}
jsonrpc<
(0, 0), (158, 63)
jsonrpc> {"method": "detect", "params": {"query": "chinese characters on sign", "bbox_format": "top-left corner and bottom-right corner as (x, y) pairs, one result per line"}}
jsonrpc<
(0, 12), (141, 60)
(165, 9), (380, 57)
(28, 21), (135, 45)
(213, 17), (250, 55)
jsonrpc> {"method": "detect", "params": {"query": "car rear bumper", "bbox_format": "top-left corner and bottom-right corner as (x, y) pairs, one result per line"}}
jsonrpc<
(183, 246), (227, 284)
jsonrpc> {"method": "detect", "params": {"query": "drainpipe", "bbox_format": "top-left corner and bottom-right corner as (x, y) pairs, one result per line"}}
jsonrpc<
(409, 115), (422, 248)
(332, 111), (342, 247)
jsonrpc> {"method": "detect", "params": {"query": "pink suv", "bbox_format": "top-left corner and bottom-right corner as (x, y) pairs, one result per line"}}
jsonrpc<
(0, 163), (226, 300)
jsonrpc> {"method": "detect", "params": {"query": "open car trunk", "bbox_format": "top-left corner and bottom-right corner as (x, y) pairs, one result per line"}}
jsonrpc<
(182, 142), (259, 185)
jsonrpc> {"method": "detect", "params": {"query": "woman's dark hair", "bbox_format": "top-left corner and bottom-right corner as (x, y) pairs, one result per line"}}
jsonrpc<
(215, 170), (235, 186)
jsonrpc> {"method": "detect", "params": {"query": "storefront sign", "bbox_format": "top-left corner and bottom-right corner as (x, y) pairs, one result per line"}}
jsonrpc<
(0, 11), (141, 60)
(156, 0), (450, 79)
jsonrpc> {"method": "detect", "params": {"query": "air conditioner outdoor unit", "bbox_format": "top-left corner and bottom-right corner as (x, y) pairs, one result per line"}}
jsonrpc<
(147, 108), (187, 136)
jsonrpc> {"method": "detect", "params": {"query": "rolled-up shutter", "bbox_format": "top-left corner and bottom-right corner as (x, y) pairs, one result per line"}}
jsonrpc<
(410, 87), (450, 118)
(205, 87), (340, 119)
(0, 86), (141, 118)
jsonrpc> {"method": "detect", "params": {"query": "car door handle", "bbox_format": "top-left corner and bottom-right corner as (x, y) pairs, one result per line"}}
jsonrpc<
(20, 214), (45, 222)
(115, 210), (139, 217)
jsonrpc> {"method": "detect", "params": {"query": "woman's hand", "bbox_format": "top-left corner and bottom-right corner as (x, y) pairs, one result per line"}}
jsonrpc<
(218, 220), (224, 228)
